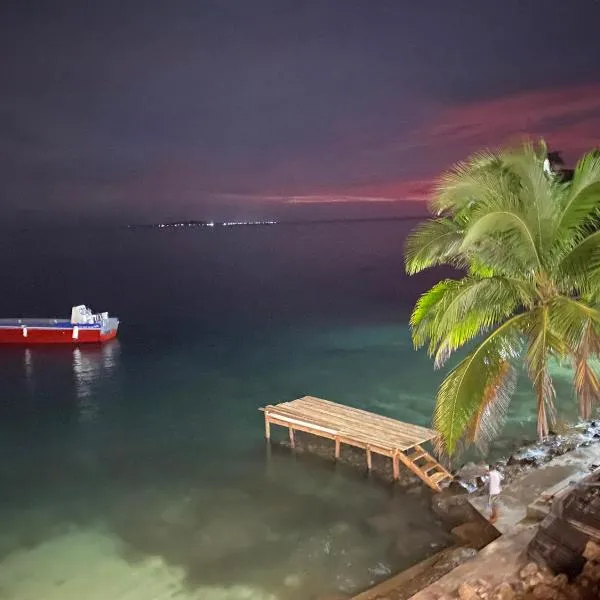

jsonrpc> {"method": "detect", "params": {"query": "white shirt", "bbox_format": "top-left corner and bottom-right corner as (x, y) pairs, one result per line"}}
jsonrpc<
(489, 470), (502, 495)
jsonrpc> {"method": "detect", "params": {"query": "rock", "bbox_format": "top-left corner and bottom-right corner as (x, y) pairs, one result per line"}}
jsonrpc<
(508, 454), (540, 467)
(524, 577), (542, 591)
(583, 541), (600, 563)
(458, 582), (479, 600)
(495, 582), (515, 600)
(520, 563), (540, 580)
(455, 463), (489, 491)
(531, 583), (564, 600)
(581, 560), (600, 582)
(552, 574), (568, 589)
(448, 479), (471, 493)
(431, 490), (478, 528)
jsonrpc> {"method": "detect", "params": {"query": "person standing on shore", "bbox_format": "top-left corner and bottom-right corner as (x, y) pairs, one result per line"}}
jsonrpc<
(487, 465), (503, 523)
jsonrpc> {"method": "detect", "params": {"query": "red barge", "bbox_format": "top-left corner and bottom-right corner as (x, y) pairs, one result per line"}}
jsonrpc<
(0, 305), (119, 345)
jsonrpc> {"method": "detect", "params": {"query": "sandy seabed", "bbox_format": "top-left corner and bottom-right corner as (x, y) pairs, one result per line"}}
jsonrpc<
(0, 527), (277, 600)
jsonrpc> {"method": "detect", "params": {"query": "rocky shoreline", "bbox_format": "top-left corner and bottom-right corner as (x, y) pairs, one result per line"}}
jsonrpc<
(275, 420), (600, 494)
(453, 420), (600, 493)
(453, 541), (600, 600)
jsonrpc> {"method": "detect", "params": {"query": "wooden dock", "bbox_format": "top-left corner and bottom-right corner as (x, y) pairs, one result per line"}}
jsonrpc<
(260, 396), (452, 492)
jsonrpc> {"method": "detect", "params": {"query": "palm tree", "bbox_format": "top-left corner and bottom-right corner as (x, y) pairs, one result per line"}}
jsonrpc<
(404, 140), (600, 456)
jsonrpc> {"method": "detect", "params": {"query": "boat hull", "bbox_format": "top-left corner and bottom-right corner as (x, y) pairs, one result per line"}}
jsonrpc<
(0, 318), (119, 345)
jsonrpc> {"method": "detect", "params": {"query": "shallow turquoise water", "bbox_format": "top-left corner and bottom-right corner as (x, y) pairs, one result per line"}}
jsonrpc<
(0, 222), (580, 598)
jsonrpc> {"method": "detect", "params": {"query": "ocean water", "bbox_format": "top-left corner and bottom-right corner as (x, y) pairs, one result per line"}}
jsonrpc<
(0, 221), (577, 599)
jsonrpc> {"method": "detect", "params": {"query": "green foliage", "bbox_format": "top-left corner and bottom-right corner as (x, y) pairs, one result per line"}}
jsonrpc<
(405, 140), (600, 455)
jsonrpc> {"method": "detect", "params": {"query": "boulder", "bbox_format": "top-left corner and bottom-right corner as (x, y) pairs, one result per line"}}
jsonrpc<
(531, 583), (560, 600)
(494, 582), (515, 600)
(552, 574), (569, 589)
(431, 490), (478, 528)
(458, 582), (480, 600)
(582, 541), (600, 563)
(581, 560), (600, 582)
(507, 454), (540, 467)
(520, 563), (540, 580)
(454, 463), (489, 491)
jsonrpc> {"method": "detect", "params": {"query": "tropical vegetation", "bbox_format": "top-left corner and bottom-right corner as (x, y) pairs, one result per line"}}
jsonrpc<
(404, 140), (600, 456)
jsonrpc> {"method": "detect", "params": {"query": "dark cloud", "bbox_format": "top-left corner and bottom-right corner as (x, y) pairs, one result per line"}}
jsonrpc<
(1, 0), (600, 225)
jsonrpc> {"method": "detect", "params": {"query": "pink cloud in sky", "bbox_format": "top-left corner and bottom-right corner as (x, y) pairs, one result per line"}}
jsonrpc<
(334, 83), (600, 204)
(424, 83), (600, 159)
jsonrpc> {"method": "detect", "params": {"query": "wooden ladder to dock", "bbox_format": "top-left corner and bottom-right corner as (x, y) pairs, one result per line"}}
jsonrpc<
(398, 444), (452, 492)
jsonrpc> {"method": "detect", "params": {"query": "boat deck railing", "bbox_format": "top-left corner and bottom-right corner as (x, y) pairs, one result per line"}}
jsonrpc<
(0, 318), (106, 328)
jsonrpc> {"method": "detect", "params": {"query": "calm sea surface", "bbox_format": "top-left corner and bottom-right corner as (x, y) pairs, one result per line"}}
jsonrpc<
(0, 221), (576, 599)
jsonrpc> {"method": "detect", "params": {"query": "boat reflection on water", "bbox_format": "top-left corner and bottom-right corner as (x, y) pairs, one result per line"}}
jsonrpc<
(23, 348), (34, 396)
(9, 341), (122, 424)
(72, 341), (120, 422)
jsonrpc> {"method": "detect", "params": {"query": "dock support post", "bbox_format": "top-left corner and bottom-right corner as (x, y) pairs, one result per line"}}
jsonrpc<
(366, 445), (372, 471)
(392, 452), (400, 481)
(289, 427), (295, 448)
(264, 413), (271, 441)
(334, 437), (341, 460)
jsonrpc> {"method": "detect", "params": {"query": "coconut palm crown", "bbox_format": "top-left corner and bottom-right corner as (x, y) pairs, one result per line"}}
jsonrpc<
(404, 140), (600, 456)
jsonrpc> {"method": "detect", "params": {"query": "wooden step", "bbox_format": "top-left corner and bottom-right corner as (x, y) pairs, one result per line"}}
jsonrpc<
(407, 451), (428, 462)
(397, 448), (454, 492)
(430, 472), (452, 484)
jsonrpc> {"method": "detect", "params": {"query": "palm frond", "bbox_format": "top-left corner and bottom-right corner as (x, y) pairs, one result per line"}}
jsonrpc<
(547, 297), (600, 351)
(463, 360), (517, 453)
(555, 230), (600, 296)
(500, 141), (560, 255)
(461, 209), (542, 270)
(556, 150), (600, 234)
(522, 306), (567, 437)
(573, 324), (600, 420)
(433, 313), (525, 455)
(410, 276), (531, 364)
(547, 297), (600, 419)
(464, 235), (534, 278)
(404, 218), (464, 275)
(428, 151), (502, 216)
(410, 279), (454, 336)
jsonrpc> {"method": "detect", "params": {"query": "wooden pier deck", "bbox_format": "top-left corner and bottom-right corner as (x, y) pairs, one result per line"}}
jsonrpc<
(260, 396), (452, 492)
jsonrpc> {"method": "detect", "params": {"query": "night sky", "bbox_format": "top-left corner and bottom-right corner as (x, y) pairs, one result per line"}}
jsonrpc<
(2, 0), (600, 226)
